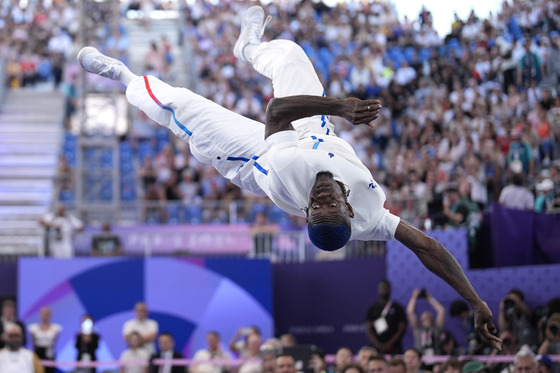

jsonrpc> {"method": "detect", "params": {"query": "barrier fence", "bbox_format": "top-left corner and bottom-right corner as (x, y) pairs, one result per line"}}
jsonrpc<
(37, 355), (560, 370)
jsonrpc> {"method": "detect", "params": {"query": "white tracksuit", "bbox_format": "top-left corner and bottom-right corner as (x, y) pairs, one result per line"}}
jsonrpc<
(126, 40), (400, 241)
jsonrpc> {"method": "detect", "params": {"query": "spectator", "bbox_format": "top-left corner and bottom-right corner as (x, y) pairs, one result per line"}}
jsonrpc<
(119, 331), (150, 373)
(498, 289), (538, 350)
(250, 211), (278, 258)
(331, 347), (354, 373)
(443, 181), (481, 252)
(138, 157), (158, 191)
(537, 313), (560, 359)
(28, 306), (62, 373)
(537, 356), (553, 373)
(546, 33), (560, 92)
(357, 346), (378, 373)
(440, 358), (460, 373)
(144, 41), (166, 78)
(0, 299), (27, 349)
(486, 330), (518, 373)
(535, 178), (556, 212)
(507, 129), (534, 178)
(514, 345), (538, 373)
(236, 332), (263, 373)
(279, 333), (297, 348)
(75, 314), (100, 373)
(63, 73), (78, 130)
(91, 222), (123, 256)
(406, 288), (446, 356)
(342, 363), (365, 373)
(499, 173), (535, 210)
(122, 302), (159, 353)
(260, 340), (281, 373)
(148, 333), (185, 373)
(388, 358), (406, 373)
(517, 38), (543, 89)
(438, 331), (465, 357)
(368, 355), (389, 373)
(403, 348), (425, 373)
(0, 324), (44, 373)
(228, 326), (260, 357)
(39, 205), (84, 258)
(276, 355), (297, 373)
(191, 331), (232, 373)
(365, 279), (407, 354)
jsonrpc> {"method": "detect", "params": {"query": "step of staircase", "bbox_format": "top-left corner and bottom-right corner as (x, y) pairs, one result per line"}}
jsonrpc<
(0, 88), (63, 256)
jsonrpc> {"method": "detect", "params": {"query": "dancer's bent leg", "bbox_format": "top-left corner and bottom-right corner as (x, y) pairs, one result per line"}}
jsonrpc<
(250, 40), (334, 137)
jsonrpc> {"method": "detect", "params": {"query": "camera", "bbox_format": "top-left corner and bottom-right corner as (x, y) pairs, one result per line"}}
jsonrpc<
(504, 299), (515, 310)
(549, 324), (559, 336)
(418, 289), (427, 298)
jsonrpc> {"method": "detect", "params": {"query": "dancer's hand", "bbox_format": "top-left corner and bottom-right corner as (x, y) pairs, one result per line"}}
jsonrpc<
(340, 98), (382, 127)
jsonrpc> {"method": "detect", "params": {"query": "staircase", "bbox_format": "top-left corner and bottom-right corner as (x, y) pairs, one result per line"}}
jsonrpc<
(0, 89), (64, 258)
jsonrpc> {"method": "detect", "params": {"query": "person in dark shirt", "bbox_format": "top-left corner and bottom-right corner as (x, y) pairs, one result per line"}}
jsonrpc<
(365, 279), (407, 354)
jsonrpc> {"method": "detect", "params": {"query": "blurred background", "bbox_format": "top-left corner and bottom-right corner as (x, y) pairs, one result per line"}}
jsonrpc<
(0, 0), (560, 371)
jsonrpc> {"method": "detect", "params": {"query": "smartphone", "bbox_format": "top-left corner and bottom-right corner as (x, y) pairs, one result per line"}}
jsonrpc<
(241, 327), (253, 335)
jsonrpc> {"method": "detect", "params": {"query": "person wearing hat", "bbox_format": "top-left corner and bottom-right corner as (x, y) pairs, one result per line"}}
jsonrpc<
(537, 355), (552, 373)
(461, 360), (486, 373)
(535, 179), (555, 212)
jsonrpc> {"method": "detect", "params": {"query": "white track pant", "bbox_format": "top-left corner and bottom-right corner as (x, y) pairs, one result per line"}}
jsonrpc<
(125, 40), (335, 193)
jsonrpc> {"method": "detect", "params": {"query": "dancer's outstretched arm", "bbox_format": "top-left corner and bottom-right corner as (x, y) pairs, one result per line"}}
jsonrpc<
(395, 219), (503, 350)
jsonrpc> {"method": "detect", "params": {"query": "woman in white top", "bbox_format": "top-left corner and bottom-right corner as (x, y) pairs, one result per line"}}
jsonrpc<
(119, 331), (150, 373)
(28, 306), (62, 373)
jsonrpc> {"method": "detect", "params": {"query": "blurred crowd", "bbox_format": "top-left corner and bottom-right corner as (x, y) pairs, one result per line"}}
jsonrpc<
(2, 0), (560, 230)
(168, 0), (560, 228)
(2, 281), (560, 373)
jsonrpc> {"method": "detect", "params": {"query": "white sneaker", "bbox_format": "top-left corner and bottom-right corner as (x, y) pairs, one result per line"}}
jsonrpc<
(233, 6), (271, 64)
(77, 46), (124, 80)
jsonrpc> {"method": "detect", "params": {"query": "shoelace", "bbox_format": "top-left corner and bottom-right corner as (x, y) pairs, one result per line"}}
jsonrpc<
(250, 15), (272, 39)
(260, 15), (272, 38)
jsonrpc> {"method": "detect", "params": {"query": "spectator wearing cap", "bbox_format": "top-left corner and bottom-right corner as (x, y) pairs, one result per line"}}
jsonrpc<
(537, 356), (552, 373)
(461, 360), (486, 373)
(535, 178), (555, 212)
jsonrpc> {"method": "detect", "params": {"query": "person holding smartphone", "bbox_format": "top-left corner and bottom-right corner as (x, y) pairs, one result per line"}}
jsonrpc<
(406, 288), (446, 357)
(75, 314), (100, 373)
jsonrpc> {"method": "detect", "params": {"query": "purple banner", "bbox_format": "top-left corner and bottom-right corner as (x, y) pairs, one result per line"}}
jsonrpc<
(74, 225), (253, 255)
(0, 262), (17, 296)
(273, 258), (387, 353)
(489, 203), (560, 267)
